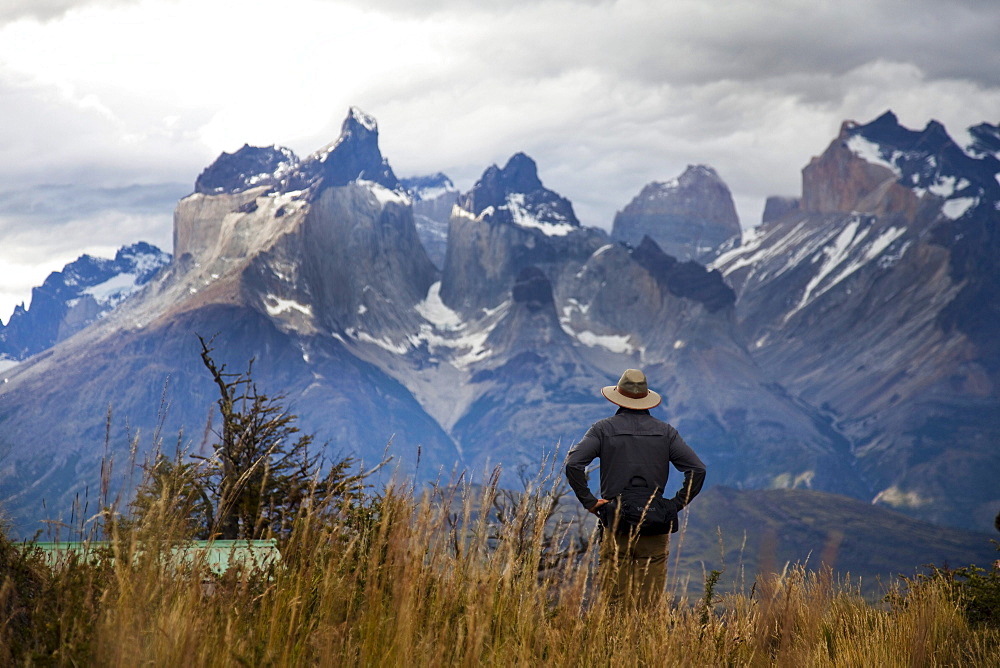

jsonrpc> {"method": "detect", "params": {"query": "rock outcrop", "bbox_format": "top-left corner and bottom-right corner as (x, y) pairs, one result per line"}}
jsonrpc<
(611, 165), (740, 261)
(440, 153), (605, 314)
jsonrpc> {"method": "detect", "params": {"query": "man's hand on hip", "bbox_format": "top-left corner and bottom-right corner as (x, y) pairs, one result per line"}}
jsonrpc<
(589, 499), (609, 515)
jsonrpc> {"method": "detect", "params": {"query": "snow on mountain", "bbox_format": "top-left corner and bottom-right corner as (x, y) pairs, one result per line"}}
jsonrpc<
(194, 145), (298, 195)
(713, 110), (1000, 529)
(712, 214), (910, 321)
(0, 242), (171, 360)
(502, 192), (576, 236)
(836, 111), (1000, 222)
(454, 153), (580, 228)
(402, 173), (456, 202)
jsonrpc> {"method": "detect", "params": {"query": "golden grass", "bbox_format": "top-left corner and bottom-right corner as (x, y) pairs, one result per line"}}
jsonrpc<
(4, 471), (999, 667)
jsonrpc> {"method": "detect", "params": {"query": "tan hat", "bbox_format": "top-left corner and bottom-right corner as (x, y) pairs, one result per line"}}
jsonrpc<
(602, 368), (662, 410)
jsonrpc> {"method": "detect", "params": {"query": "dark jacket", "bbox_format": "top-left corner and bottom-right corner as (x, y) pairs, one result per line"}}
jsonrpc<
(565, 407), (706, 512)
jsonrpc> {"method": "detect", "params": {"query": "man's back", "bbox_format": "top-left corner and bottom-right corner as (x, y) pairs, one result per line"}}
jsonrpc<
(566, 407), (705, 510)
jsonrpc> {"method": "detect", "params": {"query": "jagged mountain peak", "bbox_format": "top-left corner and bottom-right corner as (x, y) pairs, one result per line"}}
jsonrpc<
(441, 154), (604, 315)
(804, 111), (1000, 220)
(194, 144), (298, 195)
(496, 152), (544, 193)
(676, 163), (724, 184)
(291, 107), (401, 193)
(345, 105), (378, 134)
(634, 164), (728, 199)
(311, 106), (381, 158)
(455, 152), (579, 232)
(843, 111), (958, 169)
(191, 108), (403, 199)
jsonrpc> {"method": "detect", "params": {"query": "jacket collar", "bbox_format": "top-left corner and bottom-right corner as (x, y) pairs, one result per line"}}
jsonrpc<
(616, 406), (650, 416)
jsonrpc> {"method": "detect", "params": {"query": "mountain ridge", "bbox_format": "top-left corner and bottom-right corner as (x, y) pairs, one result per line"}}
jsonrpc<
(1, 108), (997, 541)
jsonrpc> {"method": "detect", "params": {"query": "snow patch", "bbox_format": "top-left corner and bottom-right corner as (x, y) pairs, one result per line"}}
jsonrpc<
(506, 193), (575, 236)
(772, 471), (815, 489)
(450, 330), (492, 367)
(82, 273), (142, 307)
(574, 331), (634, 354)
(846, 135), (899, 175)
(358, 180), (411, 207)
(356, 331), (409, 354)
(560, 298), (590, 321)
(591, 244), (614, 259)
(561, 320), (635, 354)
(265, 296), (313, 317)
(873, 485), (930, 509)
(415, 282), (464, 331)
(942, 197), (977, 220)
(348, 106), (378, 132)
(928, 175), (957, 198)
(414, 320), (493, 368)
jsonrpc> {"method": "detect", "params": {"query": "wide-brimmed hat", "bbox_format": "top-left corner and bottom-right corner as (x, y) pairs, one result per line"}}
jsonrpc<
(601, 368), (662, 410)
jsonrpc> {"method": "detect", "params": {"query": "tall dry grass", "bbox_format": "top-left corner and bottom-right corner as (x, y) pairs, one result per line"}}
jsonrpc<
(4, 463), (999, 667)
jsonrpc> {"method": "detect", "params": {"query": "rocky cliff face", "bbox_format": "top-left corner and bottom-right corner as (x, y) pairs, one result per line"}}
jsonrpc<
(713, 111), (1000, 528)
(611, 165), (741, 261)
(440, 153), (606, 314)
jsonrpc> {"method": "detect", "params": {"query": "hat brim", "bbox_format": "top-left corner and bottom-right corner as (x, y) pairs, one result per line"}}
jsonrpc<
(602, 385), (662, 410)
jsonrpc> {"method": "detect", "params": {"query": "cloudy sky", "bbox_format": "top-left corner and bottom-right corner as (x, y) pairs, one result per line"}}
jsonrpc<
(1, 0), (998, 321)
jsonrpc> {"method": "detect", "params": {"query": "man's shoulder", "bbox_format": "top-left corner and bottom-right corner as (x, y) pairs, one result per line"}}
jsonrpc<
(605, 411), (676, 431)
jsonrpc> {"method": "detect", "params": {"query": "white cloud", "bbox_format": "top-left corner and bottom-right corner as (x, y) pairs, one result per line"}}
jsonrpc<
(1, 0), (999, 317)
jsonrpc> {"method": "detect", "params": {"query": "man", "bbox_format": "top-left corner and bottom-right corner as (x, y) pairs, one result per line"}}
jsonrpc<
(566, 368), (706, 607)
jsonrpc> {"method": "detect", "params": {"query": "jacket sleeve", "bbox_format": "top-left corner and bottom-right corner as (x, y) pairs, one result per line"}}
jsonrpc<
(565, 424), (602, 510)
(667, 429), (706, 509)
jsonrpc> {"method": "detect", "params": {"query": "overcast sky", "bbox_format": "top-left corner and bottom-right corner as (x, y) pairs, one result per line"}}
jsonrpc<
(1, 0), (998, 321)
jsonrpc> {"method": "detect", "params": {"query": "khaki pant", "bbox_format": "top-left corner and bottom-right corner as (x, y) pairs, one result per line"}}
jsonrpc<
(599, 530), (669, 608)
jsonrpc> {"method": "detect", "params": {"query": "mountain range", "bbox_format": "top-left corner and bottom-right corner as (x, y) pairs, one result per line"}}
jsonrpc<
(0, 243), (170, 362)
(0, 107), (997, 548)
